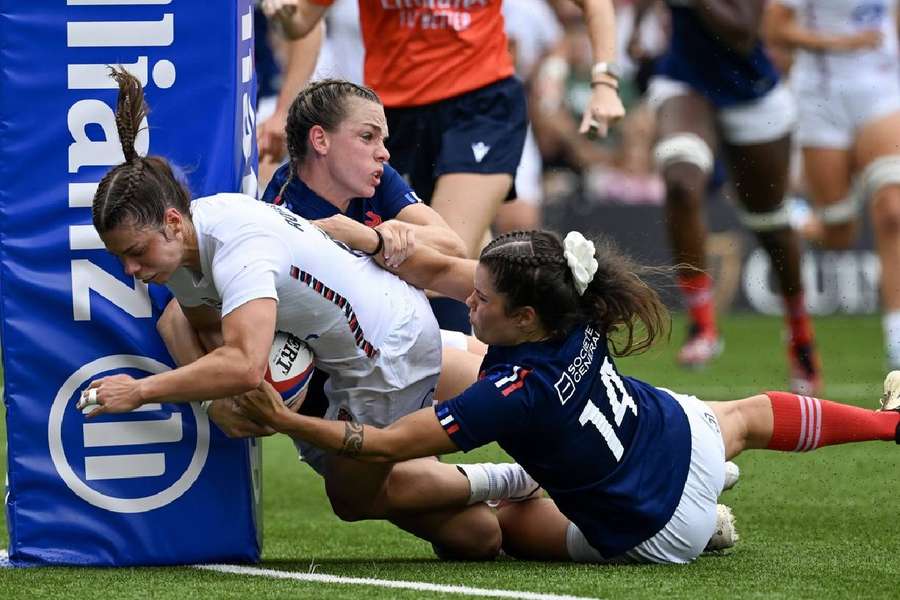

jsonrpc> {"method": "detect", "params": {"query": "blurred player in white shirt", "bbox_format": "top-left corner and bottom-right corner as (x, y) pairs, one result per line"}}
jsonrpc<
(766, 0), (900, 368)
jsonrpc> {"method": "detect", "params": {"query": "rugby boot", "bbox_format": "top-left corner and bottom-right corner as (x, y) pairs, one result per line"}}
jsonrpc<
(704, 504), (739, 553)
(788, 339), (822, 396)
(677, 323), (723, 369)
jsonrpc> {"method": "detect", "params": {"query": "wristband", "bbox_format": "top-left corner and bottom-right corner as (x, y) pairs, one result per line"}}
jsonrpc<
(591, 61), (621, 81)
(364, 228), (384, 257)
(591, 79), (619, 90)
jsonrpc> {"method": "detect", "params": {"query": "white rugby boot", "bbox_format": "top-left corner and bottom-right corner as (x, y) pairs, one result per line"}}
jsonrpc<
(880, 371), (900, 411)
(704, 504), (739, 553)
(722, 461), (740, 492)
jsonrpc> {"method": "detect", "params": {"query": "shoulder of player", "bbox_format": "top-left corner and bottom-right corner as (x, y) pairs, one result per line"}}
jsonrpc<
(478, 362), (545, 398)
(196, 194), (300, 243)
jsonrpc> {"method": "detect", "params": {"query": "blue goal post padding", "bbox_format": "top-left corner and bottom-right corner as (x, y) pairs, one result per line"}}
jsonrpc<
(0, 1), (262, 566)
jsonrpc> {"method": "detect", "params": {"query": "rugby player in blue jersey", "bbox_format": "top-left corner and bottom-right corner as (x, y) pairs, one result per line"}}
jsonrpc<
(631, 0), (821, 393)
(239, 229), (900, 564)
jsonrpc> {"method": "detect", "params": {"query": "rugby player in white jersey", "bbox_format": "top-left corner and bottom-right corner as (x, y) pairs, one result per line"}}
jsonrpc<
(766, 0), (900, 369)
(78, 68), (538, 560)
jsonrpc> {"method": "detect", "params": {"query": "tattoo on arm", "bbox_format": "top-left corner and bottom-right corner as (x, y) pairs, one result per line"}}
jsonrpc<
(339, 421), (364, 456)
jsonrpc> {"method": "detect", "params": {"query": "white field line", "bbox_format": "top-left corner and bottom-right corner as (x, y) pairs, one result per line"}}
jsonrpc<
(194, 563), (602, 600)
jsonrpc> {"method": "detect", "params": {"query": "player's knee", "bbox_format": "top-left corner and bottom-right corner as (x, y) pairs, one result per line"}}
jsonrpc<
(432, 523), (502, 561)
(325, 483), (377, 522)
(738, 202), (793, 235)
(854, 154), (900, 210)
(872, 185), (900, 238)
(654, 133), (713, 207)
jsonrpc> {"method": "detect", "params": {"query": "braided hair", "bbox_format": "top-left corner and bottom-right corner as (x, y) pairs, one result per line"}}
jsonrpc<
(92, 66), (191, 234)
(480, 231), (670, 356)
(281, 78), (381, 192)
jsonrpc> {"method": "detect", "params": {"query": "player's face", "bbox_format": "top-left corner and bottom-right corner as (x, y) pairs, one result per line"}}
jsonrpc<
(327, 97), (390, 199)
(466, 264), (528, 346)
(101, 218), (184, 284)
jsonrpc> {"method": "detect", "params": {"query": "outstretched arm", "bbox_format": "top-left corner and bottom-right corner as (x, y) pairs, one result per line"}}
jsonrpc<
(387, 244), (476, 303)
(258, 21), (325, 167)
(154, 299), (274, 438)
(82, 298), (277, 415)
(567, 0), (625, 136)
(238, 382), (459, 461)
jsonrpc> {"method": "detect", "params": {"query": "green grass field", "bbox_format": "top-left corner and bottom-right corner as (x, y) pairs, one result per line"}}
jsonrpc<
(2, 313), (900, 599)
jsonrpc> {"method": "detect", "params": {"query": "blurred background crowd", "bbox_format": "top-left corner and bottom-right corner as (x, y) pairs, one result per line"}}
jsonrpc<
(251, 0), (899, 392)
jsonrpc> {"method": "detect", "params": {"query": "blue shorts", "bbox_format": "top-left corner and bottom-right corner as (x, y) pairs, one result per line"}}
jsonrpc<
(385, 76), (528, 204)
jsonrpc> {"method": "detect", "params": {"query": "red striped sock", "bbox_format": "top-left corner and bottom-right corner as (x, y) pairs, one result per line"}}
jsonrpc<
(678, 272), (716, 335)
(766, 391), (899, 451)
(783, 292), (813, 345)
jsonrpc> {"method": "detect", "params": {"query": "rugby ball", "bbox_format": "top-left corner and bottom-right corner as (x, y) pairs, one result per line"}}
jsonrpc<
(264, 331), (315, 411)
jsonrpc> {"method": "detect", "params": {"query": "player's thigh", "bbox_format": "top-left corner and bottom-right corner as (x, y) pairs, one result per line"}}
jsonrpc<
(802, 146), (854, 205)
(323, 454), (394, 513)
(650, 88), (717, 191)
(435, 346), (482, 402)
(722, 135), (791, 211)
(854, 110), (900, 168)
(496, 498), (571, 561)
(707, 394), (773, 459)
(430, 172), (513, 257)
(652, 88), (717, 146)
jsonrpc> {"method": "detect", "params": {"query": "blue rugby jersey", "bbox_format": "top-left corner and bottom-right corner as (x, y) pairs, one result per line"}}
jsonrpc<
(655, 3), (779, 107)
(436, 324), (692, 558)
(261, 162), (421, 226)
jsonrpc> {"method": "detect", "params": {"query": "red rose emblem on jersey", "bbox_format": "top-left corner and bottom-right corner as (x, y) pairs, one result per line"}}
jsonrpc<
(364, 211), (382, 227)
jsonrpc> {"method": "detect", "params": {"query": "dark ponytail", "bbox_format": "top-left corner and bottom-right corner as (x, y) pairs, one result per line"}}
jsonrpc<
(479, 231), (670, 356)
(92, 66), (191, 234)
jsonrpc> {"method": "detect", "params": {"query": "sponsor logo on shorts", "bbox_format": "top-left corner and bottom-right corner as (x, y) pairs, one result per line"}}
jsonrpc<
(471, 141), (490, 163)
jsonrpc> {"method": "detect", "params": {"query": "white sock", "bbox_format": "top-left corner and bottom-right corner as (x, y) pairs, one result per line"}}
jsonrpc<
(883, 310), (900, 368)
(456, 463), (539, 505)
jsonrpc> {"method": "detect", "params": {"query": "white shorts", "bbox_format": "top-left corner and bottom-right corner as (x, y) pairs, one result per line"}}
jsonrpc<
(295, 293), (442, 475)
(793, 75), (900, 149)
(566, 389), (726, 564)
(647, 77), (797, 145)
(513, 126), (543, 206)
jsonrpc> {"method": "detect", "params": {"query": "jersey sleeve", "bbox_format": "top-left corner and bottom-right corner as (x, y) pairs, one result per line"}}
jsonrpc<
(210, 223), (286, 317)
(434, 364), (535, 452)
(376, 164), (422, 220)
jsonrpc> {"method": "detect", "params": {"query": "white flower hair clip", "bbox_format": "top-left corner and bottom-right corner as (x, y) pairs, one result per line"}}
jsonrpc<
(563, 231), (598, 295)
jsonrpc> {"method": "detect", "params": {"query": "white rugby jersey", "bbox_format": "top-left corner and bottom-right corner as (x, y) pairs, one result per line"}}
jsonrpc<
(166, 193), (441, 393)
(781, 0), (899, 90)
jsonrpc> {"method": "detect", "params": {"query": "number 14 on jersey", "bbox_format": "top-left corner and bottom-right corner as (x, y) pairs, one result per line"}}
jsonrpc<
(579, 357), (637, 461)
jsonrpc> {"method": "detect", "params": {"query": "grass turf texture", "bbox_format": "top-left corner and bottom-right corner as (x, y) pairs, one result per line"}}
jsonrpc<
(2, 313), (899, 599)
